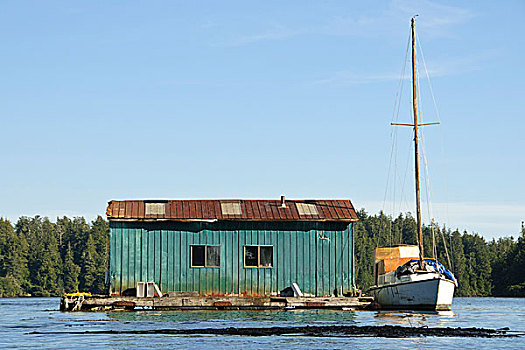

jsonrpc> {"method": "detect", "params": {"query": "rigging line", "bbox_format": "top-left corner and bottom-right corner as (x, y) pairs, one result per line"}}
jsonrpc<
(441, 219), (452, 269)
(416, 53), (436, 259)
(397, 145), (411, 216)
(416, 33), (441, 123)
(414, 39), (431, 252)
(422, 135), (446, 264)
(383, 123), (397, 245)
(417, 33), (453, 268)
(432, 220), (438, 260)
(382, 124), (396, 245)
(397, 48), (424, 220)
(417, 58), (438, 260)
(449, 231), (455, 272)
(397, 138), (413, 218)
(417, 32), (451, 227)
(420, 126), (437, 259)
(382, 27), (411, 246)
(423, 138), (453, 270)
(416, 61), (432, 219)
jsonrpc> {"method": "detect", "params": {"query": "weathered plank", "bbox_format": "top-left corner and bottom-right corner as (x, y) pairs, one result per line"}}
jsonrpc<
(61, 295), (374, 312)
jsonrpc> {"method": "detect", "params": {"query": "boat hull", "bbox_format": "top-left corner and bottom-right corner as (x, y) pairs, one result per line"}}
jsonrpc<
(370, 276), (455, 311)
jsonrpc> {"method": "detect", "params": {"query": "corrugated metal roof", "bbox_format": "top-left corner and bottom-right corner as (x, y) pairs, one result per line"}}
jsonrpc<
(106, 199), (358, 222)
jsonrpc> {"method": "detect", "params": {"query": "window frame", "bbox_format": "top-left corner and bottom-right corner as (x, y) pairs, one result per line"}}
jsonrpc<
(243, 245), (273, 268)
(190, 245), (221, 268)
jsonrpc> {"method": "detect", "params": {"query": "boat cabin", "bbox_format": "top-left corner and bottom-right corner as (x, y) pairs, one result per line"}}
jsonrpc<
(373, 245), (420, 284)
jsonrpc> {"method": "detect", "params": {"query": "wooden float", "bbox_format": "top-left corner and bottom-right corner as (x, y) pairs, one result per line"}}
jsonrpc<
(60, 294), (374, 312)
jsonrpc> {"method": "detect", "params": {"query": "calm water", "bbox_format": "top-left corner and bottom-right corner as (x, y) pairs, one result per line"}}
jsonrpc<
(1, 297), (523, 349)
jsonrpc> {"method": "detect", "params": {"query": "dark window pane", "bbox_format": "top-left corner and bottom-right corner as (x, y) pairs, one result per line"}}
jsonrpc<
(244, 246), (258, 267)
(206, 246), (220, 267)
(260, 246), (273, 267)
(192, 245), (205, 267)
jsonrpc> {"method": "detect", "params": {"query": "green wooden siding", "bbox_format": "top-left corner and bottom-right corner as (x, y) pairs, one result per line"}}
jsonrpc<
(109, 221), (355, 297)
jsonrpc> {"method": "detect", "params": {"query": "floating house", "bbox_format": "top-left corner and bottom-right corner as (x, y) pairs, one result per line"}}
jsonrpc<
(106, 198), (359, 297)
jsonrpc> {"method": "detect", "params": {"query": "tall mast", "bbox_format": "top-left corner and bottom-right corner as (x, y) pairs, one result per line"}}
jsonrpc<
(411, 16), (425, 268)
(392, 17), (439, 267)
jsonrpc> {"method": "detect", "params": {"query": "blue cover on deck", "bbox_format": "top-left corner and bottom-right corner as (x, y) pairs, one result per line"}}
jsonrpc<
(408, 258), (458, 287)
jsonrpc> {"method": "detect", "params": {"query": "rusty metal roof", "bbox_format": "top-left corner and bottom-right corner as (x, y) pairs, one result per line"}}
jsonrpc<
(106, 199), (358, 222)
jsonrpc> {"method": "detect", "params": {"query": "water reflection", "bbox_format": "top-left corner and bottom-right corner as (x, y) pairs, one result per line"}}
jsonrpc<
(374, 310), (455, 326)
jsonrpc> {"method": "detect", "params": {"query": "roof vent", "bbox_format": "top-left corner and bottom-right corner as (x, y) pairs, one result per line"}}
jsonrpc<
(280, 195), (286, 208)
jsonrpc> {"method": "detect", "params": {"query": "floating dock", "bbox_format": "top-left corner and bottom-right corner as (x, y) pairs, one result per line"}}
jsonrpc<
(61, 294), (374, 312)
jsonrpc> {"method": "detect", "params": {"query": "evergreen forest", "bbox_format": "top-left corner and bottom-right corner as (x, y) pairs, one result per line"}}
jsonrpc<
(0, 212), (524, 297)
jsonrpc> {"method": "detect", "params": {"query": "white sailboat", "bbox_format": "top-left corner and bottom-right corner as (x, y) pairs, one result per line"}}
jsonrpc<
(369, 244), (456, 310)
(369, 17), (457, 311)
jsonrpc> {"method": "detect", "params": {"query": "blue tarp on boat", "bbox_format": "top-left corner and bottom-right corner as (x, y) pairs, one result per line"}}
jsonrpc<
(405, 258), (458, 286)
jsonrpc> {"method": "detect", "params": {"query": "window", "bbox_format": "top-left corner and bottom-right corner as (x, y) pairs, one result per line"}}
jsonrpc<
(191, 245), (220, 267)
(145, 202), (166, 215)
(244, 245), (273, 268)
(244, 246), (258, 267)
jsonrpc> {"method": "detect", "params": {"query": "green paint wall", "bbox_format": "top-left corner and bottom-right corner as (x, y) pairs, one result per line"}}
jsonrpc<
(109, 221), (355, 297)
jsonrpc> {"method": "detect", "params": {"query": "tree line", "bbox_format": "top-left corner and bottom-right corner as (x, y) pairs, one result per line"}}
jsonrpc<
(0, 212), (523, 297)
(0, 216), (107, 297)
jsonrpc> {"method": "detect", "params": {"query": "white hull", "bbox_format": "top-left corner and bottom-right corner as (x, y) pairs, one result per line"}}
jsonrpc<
(370, 273), (455, 311)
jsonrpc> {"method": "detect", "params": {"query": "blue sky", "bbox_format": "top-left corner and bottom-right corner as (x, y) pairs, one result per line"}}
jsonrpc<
(1, 1), (523, 239)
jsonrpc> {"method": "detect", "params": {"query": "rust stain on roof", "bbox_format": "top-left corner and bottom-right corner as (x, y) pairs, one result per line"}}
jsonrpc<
(106, 199), (358, 222)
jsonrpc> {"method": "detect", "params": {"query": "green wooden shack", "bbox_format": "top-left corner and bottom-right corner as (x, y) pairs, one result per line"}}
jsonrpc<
(106, 198), (359, 297)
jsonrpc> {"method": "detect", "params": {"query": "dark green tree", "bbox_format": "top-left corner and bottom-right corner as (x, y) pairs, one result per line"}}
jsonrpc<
(448, 230), (468, 295)
(354, 209), (374, 290)
(489, 236), (516, 296)
(461, 232), (492, 296)
(0, 218), (29, 296)
(79, 234), (98, 293)
(501, 226), (525, 296)
(87, 216), (109, 294)
(63, 243), (80, 293)
(17, 217), (62, 296)
(61, 217), (90, 266)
